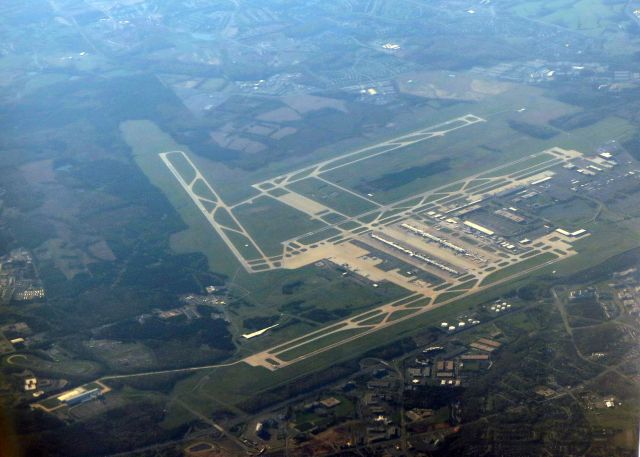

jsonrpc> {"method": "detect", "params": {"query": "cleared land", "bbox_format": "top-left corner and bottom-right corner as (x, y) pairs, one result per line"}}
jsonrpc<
(89, 108), (637, 420)
(146, 119), (595, 374)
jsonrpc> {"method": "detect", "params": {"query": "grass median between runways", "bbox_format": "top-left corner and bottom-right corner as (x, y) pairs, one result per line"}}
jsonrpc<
(481, 252), (557, 286)
(276, 328), (368, 362)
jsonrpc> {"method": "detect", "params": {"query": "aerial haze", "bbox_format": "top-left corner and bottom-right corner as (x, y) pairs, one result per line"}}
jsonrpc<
(1, 1), (640, 456)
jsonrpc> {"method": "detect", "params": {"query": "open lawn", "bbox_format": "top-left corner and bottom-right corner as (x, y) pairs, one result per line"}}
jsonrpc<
(234, 196), (327, 256)
(509, 0), (625, 35)
(481, 252), (558, 286)
(288, 177), (378, 216)
(320, 92), (583, 204)
(277, 328), (368, 361)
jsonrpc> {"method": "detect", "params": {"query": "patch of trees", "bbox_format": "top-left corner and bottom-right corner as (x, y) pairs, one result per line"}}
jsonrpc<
(508, 119), (557, 139)
(237, 360), (360, 414)
(549, 111), (601, 131)
(363, 337), (417, 360)
(23, 401), (188, 457)
(242, 315), (280, 330)
(282, 280), (304, 295)
(97, 314), (234, 351)
(404, 385), (464, 410)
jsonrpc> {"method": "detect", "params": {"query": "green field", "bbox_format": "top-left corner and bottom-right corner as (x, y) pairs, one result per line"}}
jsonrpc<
(387, 308), (419, 322)
(223, 229), (265, 260)
(509, 0), (625, 35)
(121, 120), (241, 275)
(287, 177), (378, 216)
(538, 197), (599, 226)
(481, 253), (558, 286)
(277, 328), (368, 361)
(237, 320), (320, 355)
(224, 263), (410, 351)
(164, 151), (196, 184)
(477, 153), (555, 179)
(321, 92), (579, 204)
(234, 196), (327, 256)
(3, 354), (101, 378)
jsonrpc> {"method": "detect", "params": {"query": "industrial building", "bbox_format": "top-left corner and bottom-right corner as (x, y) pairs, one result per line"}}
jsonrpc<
(57, 387), (101, 406)
(463, 220), (495, 236)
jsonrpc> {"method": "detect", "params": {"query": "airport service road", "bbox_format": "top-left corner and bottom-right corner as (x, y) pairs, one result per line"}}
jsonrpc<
(99, 359), (243, 381)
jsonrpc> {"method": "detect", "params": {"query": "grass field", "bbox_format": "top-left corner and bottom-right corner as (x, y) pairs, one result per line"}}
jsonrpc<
(237, 320), (320, 355)
(165, 151), (196, 184)
(224, 262), (410, 350)
(234, 196), (327, 256)
(387, 308), (419, 322)
(477, 153), (555, 179)
(276, 328), (368, 361)
(121, 120), (241, 275)
(319, 93), (581, 204)
(509, 0), (625, 35)
(538, 197), (599, 226)
(481, 252), (558, 286)
(554, 221), (640, 276)
(287, 177), (378, 216)
(3, 353), (101, 378)
(223, 229), (265, 261)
